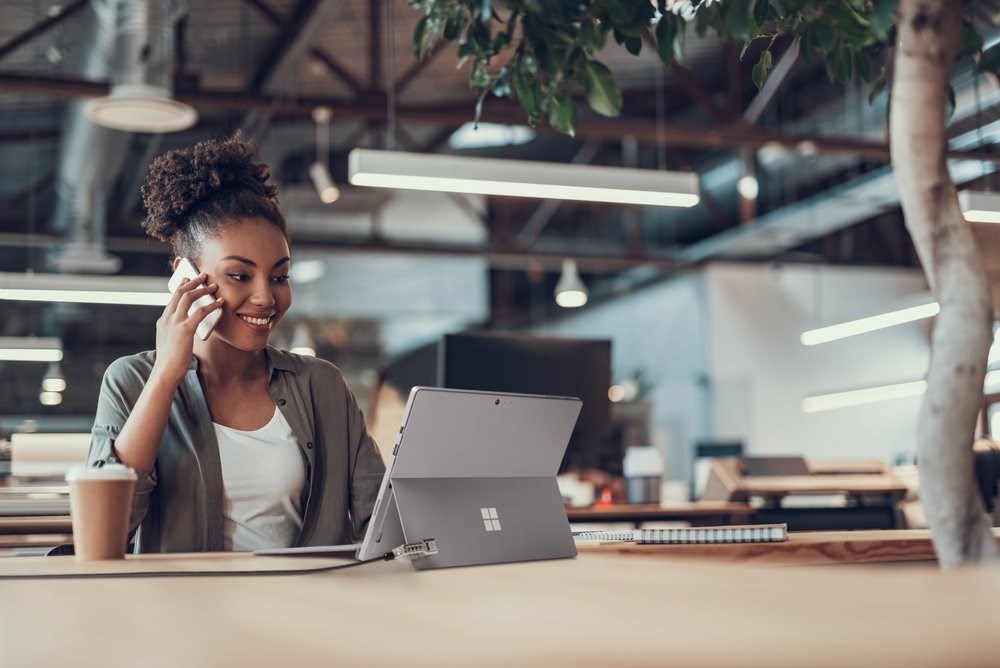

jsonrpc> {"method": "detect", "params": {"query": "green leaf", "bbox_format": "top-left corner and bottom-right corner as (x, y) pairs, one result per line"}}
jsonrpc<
(853, 50), (871, 82)
(580, 60), (622, 117)
(471, 61), (491, 88)
(580, 19), (599, 53)
(468, 19), (492, 56)
(624, 35), (642, 56)
(548, 91), (577, 136)
(753, 0), (769, 28)
(511, 65), (543, 121)
(593, 0), (635, 26)
(655, 14), (681, 68)
(867, 66), (887, 104)
(723, 1), (752, 39)
(457, 39), (476, 60)
(491, 66), (511, 98)
(413, 15), (429, 59)
(444, 15), (462, 41)
(870, 0), (898, 41)
(752, 61), (766, 89)
(834, 45), (853, 83)
(752, 49), (772, 89)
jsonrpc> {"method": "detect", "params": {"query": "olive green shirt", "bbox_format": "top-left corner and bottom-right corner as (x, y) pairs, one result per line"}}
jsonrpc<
(88, 346), (386, 553)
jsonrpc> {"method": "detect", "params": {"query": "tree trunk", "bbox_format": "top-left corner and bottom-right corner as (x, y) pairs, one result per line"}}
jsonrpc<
(890, 0), (999, 567)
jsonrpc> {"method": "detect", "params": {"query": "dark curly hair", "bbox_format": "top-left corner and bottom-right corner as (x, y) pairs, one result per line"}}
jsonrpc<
(140, 132), (287, 261)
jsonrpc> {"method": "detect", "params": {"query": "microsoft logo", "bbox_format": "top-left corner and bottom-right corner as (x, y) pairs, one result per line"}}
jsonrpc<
(480, 507), (501, 532)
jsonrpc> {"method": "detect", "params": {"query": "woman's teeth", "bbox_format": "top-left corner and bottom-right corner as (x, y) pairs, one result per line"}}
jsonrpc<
(240, 315), (271, 326)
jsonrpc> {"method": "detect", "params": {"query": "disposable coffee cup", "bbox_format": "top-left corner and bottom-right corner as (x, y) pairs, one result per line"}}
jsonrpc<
(65, 465), (137, 560)
(623, 446), (663, 505)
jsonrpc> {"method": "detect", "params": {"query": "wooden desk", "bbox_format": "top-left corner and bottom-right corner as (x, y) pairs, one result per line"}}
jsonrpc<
(579, 528), (1000, 566)
(0, 478), (72, 553)
(567, 501), (754, 526)
(1, 552), (999, 667)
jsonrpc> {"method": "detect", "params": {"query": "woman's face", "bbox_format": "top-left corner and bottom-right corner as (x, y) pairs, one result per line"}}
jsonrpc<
(194, 217), (292, 352)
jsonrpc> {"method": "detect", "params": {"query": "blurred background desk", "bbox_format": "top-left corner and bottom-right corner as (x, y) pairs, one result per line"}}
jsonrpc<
(0, 478), (71, 555)
(577, 528), (1000, 566)
(0, 551), (998, 667)
(567, 501), (754, 527)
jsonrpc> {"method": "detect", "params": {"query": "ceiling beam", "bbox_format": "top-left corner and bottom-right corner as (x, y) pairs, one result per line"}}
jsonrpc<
(369, 0), (382, 91)
(244, 0), (285, 25)
(0, 0), (88, 63)
(248, 0), (326, 93)
(394, 40), (448, 95)
(0, 231), (686, 273)
(309, 47), (367, 96)
(0, 127), (61, 143)
(641, 34), (731, 123)
(4, 72), (999, 164)
(517, 139), (603, 247)
(744, 39), (800, 125)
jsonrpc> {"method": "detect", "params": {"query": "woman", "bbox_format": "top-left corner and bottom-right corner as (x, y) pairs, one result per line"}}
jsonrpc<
(88, 134), (385, 553)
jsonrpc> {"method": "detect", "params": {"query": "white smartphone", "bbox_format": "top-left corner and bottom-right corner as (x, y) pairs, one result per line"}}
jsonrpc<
(167, 257), (221, 341)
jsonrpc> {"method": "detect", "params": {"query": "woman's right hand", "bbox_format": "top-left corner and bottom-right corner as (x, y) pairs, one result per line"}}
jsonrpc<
(151, 274), (221, 385)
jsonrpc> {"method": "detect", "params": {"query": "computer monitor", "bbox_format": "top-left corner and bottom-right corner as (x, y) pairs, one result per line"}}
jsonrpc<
(437, 331), (614, 473)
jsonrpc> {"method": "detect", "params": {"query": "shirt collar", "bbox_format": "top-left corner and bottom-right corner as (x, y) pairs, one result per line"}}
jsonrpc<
(185, 345), (298, 374)
(264, 345), (299, 374)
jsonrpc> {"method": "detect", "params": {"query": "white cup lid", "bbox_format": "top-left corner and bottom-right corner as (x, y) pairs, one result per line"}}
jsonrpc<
(65, 464), (137, 482)
(623, 446), (663, 477)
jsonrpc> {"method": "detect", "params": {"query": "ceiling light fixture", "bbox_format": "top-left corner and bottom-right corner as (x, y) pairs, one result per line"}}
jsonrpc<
(802, 379), (928, 413)
(800, 301), (939, 346)
(41, 362), (67, 392)
(0, 337), (63, 363)
(39, 391), (63, 407)
(289, 323), (317, 357)
(448, 122), (536, 149)
(959, 190), (1000, 224)
(84, 83), (198, 133)
(348, 149), (700, 207)
(309, 107), (340, 204)
(0, 272), (169, 306)
(737, 174), (759, 200)
(554, 259), (588, 308)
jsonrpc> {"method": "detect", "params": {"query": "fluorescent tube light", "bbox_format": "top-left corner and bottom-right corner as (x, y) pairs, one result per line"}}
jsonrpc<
(0, 272), (169, 306)
(800, 302), (939, 346)
(959, 190), (1000, 224)
(0, 337), (63, 362)
(802, 380), (927, 413)
(348, 149), (700, 208)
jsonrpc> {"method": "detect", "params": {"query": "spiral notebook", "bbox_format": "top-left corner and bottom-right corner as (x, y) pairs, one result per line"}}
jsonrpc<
(574, 523), (787, 544)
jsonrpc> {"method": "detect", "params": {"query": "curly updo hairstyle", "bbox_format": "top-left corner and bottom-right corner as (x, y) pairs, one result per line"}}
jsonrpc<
(140, 133), (287, 262)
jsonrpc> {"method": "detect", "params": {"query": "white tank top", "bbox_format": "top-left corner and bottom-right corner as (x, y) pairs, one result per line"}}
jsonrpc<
(213, 407), (306, 551)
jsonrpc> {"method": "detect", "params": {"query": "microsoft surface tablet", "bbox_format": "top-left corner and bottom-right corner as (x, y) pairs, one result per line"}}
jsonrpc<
(356, 386), (581, 569)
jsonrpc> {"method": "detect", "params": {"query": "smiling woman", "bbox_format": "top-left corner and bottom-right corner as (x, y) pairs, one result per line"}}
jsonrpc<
(80, 133), (386, 554)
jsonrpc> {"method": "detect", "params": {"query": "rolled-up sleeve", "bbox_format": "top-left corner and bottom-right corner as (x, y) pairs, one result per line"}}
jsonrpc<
(89, 356), (158, 534)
